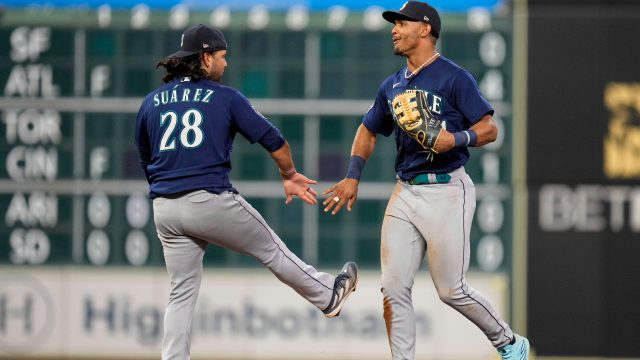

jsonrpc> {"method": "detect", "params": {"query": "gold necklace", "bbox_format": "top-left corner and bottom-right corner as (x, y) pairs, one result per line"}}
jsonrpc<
(404, 52), (440, 79)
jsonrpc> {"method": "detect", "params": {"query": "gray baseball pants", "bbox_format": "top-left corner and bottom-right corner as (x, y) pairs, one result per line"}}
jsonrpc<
(381, 167), (514, 360)
(153, 190), (335, 360)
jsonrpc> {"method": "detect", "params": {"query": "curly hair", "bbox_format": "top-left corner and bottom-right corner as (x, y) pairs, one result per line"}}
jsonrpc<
(156, 51), (211, 83)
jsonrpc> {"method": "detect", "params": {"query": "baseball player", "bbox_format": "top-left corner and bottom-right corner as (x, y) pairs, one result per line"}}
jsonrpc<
(134, 24), (358, 360)
(322, 2), (530, 359)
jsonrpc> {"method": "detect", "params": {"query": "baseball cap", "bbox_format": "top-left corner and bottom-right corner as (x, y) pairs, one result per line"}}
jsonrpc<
(382, 1), (441, 38)
(167, 24), (227, 59)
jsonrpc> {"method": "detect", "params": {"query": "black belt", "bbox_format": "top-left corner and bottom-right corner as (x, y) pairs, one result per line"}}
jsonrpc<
(406, 173), (451, 185)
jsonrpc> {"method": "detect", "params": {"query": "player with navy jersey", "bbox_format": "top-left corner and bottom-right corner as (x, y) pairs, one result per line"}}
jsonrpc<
(322, 2), (530, 359)
(135, 24), (358, 360)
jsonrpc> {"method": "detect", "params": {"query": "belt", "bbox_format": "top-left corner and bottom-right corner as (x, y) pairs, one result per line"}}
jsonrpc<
(406, 173), (451, 185)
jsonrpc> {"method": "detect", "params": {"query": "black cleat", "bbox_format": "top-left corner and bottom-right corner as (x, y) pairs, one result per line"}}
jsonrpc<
(322, 261), (359, 318)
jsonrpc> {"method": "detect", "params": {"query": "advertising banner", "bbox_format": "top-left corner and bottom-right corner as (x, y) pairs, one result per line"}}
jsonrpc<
(0, 268), (507, 359)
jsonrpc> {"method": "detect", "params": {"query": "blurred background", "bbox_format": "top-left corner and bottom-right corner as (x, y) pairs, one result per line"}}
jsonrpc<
(0, 0), (638, 359)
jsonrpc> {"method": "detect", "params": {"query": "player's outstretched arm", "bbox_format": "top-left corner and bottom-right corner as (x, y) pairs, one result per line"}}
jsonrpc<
(323, 124), (377, 215)
(269, 141), (318, 205)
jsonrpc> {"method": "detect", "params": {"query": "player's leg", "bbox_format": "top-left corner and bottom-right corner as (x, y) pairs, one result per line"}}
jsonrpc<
(414, 170), (514, 348)
(381, 183), (426, 360)
(153, 196), (207, 360)
(181, 190), (336, 310)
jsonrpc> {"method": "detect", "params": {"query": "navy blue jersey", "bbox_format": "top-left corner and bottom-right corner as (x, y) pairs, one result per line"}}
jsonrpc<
(363, 55), (493, 180)
(135, 77), (284, 198)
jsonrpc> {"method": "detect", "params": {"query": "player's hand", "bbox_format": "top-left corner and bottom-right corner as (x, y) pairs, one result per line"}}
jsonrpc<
(322, 178), (359, 215)
(283, 172), (318, 205)
(433, 130), (455, 153)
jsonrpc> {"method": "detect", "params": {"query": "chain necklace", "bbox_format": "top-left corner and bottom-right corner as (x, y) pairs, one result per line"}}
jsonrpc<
(404, 52), (440, 79)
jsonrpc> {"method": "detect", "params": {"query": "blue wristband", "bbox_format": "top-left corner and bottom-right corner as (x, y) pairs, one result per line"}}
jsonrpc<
(453, 130), (478, 148)
(466, 129), (478, 146)
(453, 132), (467, 147)
(346, 155), (366, 180)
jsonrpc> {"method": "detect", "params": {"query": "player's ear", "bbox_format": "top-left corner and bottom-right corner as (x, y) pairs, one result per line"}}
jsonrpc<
(201, 51), (211, 67)
(422, 23), (431, 38)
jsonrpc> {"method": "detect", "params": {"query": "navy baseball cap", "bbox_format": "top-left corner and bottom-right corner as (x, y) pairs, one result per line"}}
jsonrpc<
(382, 1), (441, 38)
(167, 24), (227, 58)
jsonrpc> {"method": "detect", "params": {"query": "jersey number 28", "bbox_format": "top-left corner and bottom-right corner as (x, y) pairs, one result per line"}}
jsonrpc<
(159, 109), (204, 151)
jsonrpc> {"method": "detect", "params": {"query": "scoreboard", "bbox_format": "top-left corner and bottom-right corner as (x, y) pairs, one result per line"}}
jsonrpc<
(0, 6), (514, 272)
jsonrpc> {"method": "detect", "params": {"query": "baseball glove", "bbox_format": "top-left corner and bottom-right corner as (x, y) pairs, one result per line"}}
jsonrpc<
(390, 89), (443, 155)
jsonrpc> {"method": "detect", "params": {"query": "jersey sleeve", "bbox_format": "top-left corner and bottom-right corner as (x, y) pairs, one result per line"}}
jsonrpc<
(362, 83), (394, 137)
(453, 71), (494, 125)
(229, 90), (276, 144)
(256, 126), (286, 153)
